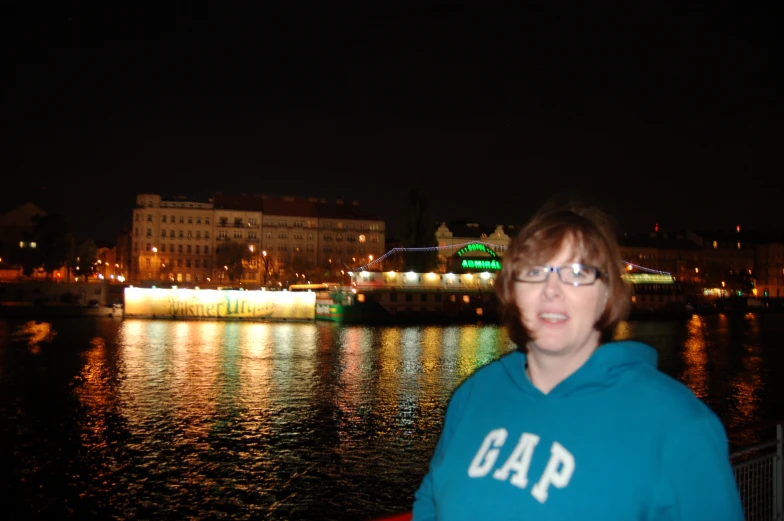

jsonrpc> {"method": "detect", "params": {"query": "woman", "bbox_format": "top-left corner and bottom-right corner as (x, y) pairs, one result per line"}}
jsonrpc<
(411, 202), (743, 520)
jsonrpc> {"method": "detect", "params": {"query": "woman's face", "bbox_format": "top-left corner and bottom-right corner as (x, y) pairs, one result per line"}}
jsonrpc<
(513, 240), (608, 360)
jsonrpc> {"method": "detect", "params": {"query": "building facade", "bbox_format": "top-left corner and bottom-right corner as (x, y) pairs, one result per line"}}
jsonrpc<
(130, 193), (385, 287)
(434, 221), (516, 273)
(430, 224), (779, 300)
(755, 237), (784, 298)
(131, 194), (215, 284)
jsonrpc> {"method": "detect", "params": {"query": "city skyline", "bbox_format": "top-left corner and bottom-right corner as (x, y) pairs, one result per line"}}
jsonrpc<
(2, 3), (776, 242)
(3, 192), (782, 248)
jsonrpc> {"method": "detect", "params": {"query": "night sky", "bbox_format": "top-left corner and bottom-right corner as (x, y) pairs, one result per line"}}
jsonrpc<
(1, 2), (778, 242)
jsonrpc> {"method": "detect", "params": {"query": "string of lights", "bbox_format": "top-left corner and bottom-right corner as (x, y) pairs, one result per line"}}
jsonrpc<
(621, 261), (671, 275)
(351, 242), (673, 278)
(352, 241), (503, 271)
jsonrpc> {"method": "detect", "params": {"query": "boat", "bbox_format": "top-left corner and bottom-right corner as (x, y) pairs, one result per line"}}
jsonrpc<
(315, 268), (725, 324)
(624, 271), (695, 320)
(315, 270), (501, 324)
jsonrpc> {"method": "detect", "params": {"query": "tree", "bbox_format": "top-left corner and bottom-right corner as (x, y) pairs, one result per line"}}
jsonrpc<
(18, 234), (42, 277)
(33, 214), (75, 279)
(382, 246), (406, 272)
(291, 253), (312, 281)
(75, 240), (98, 280)
(395, 189), (438, 272)
(216, 242), (252, 283)
(260, 250), (273, 286)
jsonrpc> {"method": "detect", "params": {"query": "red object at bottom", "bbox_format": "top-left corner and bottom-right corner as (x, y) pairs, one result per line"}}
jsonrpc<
(372, 513), (412, 521)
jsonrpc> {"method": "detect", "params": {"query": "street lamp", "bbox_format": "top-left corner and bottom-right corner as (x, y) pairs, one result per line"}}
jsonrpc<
(152, 247), (158, 281)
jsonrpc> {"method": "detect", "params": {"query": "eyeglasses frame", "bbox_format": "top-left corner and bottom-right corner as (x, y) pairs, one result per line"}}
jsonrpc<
(512, 263), (608, 287)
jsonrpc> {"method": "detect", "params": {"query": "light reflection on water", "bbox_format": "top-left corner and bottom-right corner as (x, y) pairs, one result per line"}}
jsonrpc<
(1, 315), (783, 520)
(10, 320), (58, 354)
(680, 315), (710, 400)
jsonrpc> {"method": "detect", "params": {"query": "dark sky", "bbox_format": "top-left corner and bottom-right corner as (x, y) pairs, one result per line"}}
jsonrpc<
(1, 2), (778, 242)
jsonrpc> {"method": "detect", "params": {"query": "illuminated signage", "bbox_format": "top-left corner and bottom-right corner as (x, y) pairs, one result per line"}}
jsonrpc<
(455, 243), (497, 258)
(622, 273), (674, 284)
(124, 288), (316, 320)
(461, 259), (502, 271)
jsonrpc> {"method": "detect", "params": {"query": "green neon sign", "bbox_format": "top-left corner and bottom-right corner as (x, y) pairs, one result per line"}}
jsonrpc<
(461, 259), (502, 271)
(456, 243), (497, 257)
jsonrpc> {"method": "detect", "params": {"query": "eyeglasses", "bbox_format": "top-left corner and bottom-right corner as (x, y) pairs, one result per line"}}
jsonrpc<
(513, 263), (605, 286)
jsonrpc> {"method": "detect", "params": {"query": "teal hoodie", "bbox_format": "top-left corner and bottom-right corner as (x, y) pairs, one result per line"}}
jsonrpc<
(412, 341), (743, 520)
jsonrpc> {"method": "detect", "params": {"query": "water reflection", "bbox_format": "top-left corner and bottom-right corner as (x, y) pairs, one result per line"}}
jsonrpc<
(237, 324), (273, 437)
(418, 327), (443, 429)
(1, 316), (782, 520)
(680, 315), (709, 400)
(11, 320), (57, 353)
(73, 334), (116, 504)
(377, 327), (404, 437)
(378, 328), (403, 395)
(727, 314), (765, 430)
(615, 314), (775, 440)
(337, 325), (366, 430)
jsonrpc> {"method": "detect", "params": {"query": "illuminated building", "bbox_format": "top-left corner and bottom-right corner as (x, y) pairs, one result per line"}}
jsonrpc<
(756, 239), (784, 298)
(434, 221), (515, 273)
(130, 194), (385, 286)
(132, 194), (215, 285)
(618, 232), (704, 286)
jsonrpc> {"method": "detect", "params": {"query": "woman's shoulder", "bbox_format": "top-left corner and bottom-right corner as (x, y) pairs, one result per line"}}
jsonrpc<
(450, 350), (524, 397)
(628, 361), (717, 421)
(468, 349), (522, 380)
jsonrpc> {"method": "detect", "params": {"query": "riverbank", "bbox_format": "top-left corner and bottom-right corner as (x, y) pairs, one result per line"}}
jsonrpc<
(0, 303), (119, 318)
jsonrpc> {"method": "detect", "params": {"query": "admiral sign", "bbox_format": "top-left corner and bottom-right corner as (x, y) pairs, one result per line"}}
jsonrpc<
(453, 243), (502, 272)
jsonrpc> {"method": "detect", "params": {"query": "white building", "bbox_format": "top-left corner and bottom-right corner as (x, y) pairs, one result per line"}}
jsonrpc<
(130, 193), (385, 286)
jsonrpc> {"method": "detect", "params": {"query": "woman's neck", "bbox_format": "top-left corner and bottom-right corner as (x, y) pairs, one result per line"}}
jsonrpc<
(525, 341), (599, 394)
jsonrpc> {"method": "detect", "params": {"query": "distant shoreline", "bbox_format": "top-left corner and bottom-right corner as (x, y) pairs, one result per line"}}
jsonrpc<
(0, 303), (118, 318)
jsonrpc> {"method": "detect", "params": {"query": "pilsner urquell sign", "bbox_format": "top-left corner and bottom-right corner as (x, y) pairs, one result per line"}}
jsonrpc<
(124, 287), (315, 320)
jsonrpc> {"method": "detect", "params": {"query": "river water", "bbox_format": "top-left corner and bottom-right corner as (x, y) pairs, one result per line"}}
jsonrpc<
(1, 313), (783, 520)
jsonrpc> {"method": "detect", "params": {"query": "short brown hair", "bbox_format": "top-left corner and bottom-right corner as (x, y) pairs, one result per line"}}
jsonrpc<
(496, 201), (631, 349)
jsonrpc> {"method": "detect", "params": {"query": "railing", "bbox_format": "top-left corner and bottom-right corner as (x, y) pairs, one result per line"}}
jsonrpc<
(730, 421), (783, 521)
